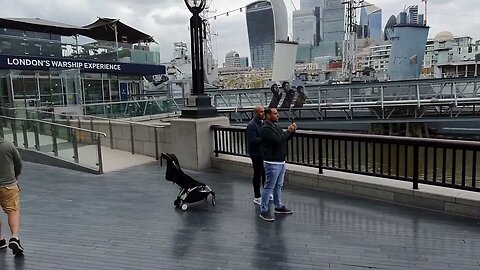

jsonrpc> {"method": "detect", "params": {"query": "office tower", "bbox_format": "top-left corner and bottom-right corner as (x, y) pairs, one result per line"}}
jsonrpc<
(300, 0), (325, 11)
(224, 50), (241, 69)
(292, 7), (322, 45)
(246, 0), (288, 69)
(359, 3), (382, 41)
(240, 57), (249, 68)
(384, 15), (397, 41)
(322, 0), (344, 52)
(407, 5), (419, 24)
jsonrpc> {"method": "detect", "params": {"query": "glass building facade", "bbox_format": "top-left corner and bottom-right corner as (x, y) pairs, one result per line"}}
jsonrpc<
(359, 5), (382, 41)
(322, 0), (344, 48)
(299, 0), (325, 11)
(292, 8), (322, 46)
(246, 0), (288, 69)
(0, 22), (164, 110)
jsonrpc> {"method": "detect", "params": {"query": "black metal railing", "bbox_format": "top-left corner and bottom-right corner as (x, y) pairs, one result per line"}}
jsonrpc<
(211, 125), (480, 192)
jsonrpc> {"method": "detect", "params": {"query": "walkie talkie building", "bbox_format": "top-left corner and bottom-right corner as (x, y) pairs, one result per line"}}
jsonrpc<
(246, 0), (288, 69)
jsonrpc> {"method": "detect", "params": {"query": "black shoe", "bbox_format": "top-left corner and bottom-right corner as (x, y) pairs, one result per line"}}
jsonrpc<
(0, 238), (6, 249)
(274, 206), (293, 214)
(259, 211), (274, 222)
(8, 238), (24, 256)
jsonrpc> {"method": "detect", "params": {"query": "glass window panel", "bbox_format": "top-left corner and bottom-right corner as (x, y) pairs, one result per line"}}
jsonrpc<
(110, 80), (119, 101)
(39, 77), (52, 105)
(83, 79), (103, 104)
(38, 75), (62, 106)
(0, 76), (8, 107)
(12, 76), (37, 101)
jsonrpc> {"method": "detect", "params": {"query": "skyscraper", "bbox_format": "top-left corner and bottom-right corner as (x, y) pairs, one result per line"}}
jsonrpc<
(407, 5), (419, 24)
(300, 0), (325, 11)
(292, 8), (322, 45)
(359, 3), (382, 41)
(322, 0), (344, 55)
(246, 0), (288, 69)
(224, 50), (241, 69)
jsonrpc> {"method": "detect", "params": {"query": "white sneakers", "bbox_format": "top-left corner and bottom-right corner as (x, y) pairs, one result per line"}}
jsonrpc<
(253, 194), (274, 205)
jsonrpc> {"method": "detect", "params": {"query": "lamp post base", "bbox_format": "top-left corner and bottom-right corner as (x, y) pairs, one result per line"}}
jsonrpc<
(180, 107), (218, 118)
(180, 95), (218, 119)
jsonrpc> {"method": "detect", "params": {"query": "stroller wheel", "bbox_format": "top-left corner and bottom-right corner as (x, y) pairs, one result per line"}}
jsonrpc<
(174, 199), (181, 207)
(212, 196), (216, 206)
(181, 203), (188, 211)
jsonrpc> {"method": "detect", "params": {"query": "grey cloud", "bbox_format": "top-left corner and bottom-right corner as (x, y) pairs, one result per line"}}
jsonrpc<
(0, 0), (478, 64)
(152, 11), (190, 26)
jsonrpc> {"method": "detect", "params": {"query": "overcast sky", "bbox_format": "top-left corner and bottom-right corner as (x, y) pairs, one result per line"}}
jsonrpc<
(2, 0), (479, 64)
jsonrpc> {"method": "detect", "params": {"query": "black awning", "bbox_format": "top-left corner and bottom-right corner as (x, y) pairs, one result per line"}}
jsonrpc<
(0, 17), (155, 43)
(82, 17), (155, 43)
(0, 17), (88, 37)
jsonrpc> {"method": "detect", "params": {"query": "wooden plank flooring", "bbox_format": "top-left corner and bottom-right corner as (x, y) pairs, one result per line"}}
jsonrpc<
(0, 161), (479, 269)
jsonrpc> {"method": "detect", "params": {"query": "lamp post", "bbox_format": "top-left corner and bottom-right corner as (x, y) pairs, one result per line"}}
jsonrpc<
(181, 0), (217, 118)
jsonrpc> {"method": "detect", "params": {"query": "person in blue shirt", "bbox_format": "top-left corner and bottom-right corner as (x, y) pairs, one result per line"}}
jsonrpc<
(246, 106), (266, 205)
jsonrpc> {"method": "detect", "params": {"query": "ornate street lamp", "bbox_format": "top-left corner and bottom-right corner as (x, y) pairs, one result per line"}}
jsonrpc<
(181, 0), (217, 118)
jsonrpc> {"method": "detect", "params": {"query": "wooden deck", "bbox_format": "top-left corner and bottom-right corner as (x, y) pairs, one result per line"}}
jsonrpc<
(0, 161), (479, 269)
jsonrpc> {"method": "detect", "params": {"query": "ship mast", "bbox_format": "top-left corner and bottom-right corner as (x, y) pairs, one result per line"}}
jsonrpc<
(342, 0), (370, 82)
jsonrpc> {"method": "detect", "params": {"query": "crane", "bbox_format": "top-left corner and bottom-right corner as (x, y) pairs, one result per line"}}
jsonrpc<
(290, 0), (297, 11)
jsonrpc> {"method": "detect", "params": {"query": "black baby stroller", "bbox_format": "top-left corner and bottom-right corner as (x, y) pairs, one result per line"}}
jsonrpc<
(161, 153), (215, 211)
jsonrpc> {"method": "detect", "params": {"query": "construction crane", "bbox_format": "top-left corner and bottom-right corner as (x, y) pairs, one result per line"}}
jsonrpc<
(202, 0), (219, 84)
(290, 0), (297, 11)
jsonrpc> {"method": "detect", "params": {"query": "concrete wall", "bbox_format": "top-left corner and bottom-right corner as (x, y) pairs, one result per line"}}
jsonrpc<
(59, 120), (174, 159)
(212, 154), (480, 219)
(170, 117), (229, 170)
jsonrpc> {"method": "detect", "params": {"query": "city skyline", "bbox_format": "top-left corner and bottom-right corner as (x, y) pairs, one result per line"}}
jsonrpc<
(1, 0), (479, 65)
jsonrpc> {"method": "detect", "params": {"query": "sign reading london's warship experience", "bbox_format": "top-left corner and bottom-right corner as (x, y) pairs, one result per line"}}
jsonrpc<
(0, 54), (165, 75)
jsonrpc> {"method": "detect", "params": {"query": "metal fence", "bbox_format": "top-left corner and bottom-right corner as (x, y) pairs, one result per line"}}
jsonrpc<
(212, 125), (480, 192)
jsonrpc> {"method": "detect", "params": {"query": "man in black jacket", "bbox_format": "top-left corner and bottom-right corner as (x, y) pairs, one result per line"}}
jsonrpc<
(246, 106), (265, 205)
(259, 108), (297, 221)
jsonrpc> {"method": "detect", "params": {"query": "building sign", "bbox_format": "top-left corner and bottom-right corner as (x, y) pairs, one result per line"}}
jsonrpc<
(0, 54), (165, 75)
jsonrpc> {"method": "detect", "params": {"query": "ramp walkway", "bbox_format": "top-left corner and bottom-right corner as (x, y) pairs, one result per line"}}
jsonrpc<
(1, 121), (155, 174)
(0, 162), (479, 269)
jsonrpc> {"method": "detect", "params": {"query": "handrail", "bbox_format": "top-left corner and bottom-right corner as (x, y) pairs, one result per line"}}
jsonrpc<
(0, 115), (107, 137)
(211, 125), (480, 148)
(211, 125), (480, 192)
(0, 114), (106, 173)
(1, 106), (162, 159)
(1, 106), (165, 128)
(82, 97), (168, 107)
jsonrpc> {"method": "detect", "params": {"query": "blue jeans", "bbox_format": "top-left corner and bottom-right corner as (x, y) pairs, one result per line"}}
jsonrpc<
(260, 162), (286, 213)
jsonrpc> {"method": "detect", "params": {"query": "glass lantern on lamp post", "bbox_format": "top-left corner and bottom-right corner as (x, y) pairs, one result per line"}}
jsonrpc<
(181, 0), (217, 118)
